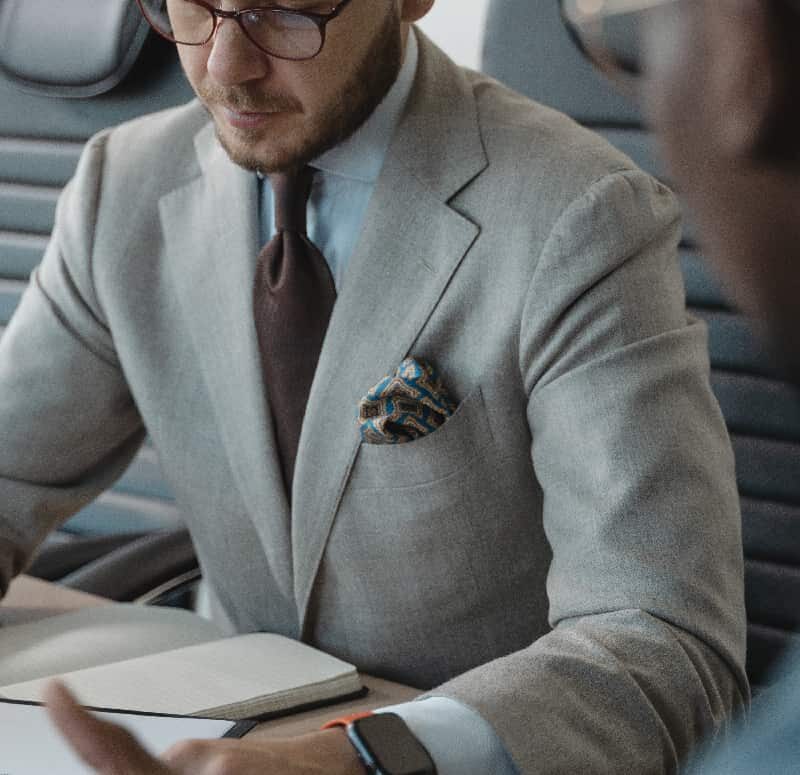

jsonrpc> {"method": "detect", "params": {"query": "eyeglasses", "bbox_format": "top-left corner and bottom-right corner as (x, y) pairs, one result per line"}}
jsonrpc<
(560, 0), (680, 93)
(561, 0), (800, 93)
(136, 0), (357, 62)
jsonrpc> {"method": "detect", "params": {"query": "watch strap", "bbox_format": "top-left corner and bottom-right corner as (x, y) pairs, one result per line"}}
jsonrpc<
(321, 710), (375, 730)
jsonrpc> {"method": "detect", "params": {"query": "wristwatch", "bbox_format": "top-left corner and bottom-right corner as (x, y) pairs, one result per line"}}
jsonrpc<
(326, 711), (437, 775)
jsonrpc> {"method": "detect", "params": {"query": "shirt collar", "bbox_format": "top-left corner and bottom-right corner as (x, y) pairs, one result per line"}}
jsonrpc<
(311, 27), (419, 184)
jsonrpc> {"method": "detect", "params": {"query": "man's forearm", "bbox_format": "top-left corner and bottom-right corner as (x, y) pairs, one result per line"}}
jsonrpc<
(433, 610), (746, 773)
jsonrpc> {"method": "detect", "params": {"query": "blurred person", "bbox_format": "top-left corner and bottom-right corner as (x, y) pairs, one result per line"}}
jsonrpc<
(564, 0), (800, 381)
(645, 0), (800, 383)
(564, 0), (800, 771)
(644, 1), (800, 771)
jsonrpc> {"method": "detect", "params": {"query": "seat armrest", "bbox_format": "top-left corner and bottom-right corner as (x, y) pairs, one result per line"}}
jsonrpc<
(58, 528), (198, 603)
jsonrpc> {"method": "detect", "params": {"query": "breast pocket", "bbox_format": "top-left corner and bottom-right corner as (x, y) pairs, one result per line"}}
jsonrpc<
(348, 384), (494, 491)
(317, 384), (537, 682)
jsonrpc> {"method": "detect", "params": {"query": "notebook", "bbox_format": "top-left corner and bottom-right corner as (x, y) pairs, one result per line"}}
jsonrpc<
(0, 606), (364, 721)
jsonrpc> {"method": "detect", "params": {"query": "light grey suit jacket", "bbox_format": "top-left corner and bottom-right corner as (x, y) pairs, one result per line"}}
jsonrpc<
(0, 34), (746, 773)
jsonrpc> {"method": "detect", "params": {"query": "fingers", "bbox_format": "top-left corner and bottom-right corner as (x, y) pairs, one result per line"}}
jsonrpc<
(44, 682), (352, 775)
(44, 680), (173, 775)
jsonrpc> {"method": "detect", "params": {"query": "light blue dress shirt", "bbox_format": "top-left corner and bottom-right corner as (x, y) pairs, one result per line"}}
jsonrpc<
(257, 28), (518, 775)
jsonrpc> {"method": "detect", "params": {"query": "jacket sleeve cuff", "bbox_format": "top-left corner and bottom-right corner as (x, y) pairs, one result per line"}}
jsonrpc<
(377, 696), (519, 775)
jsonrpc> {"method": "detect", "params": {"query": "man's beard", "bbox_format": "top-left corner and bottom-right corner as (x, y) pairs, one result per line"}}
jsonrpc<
(197, 9), (404, 173)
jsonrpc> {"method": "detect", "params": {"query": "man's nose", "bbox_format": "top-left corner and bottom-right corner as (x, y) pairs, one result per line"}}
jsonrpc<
(205, 19), (270, 86)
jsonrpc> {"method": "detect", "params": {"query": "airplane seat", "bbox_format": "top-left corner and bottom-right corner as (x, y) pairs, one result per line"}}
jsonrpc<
(482, 0), (800, 690)
(0, 0), (199, 604)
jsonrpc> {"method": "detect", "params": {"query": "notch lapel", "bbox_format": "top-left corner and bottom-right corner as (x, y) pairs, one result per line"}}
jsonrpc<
(159, 126), (294, 609)
(292, 35), (489, 631)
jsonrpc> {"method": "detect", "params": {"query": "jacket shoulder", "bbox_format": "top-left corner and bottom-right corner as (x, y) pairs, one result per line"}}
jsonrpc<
(85, 99), (209, 196)
(465, 70), (638, 194)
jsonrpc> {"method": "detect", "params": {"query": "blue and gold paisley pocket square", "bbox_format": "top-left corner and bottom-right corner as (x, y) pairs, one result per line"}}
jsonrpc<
(358, 358), (457, 445)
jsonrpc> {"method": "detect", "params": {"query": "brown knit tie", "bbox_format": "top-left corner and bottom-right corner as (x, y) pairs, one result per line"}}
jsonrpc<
(254, 167), (337, 496)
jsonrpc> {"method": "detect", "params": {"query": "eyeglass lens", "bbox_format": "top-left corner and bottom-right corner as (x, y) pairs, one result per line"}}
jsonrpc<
(562, 0), (679, 85)
(138, 0), (325, 61)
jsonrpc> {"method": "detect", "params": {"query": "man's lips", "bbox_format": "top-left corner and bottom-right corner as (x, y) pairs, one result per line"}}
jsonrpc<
(221, 106), (284, 129)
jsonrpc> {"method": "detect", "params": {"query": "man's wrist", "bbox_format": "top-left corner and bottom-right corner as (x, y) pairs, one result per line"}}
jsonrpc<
(324, 712), (437, 775)
(318, 727), (368, 775)
(322, 712), (373, 773)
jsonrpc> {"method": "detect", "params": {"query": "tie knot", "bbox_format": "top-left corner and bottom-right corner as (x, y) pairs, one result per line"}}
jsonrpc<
(269, 167), (314, 234)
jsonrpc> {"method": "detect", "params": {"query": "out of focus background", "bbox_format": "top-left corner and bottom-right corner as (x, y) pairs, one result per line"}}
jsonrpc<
(417, 0), (491, 69)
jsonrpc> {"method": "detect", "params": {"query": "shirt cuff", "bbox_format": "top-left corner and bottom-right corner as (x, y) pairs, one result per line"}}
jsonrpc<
(377, 696), (519, 775)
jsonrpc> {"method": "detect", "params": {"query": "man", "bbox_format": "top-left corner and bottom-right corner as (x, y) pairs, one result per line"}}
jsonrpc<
(0, 0), (747, 771)
(564, 0), (800, 771)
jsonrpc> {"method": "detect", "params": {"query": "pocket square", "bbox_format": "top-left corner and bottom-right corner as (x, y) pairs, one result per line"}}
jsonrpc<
(358, 358), (457, 445)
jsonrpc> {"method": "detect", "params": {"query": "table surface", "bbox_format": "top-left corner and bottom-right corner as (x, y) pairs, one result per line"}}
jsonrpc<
(0, 575), (109, 625)
(0, 575), (419, 737)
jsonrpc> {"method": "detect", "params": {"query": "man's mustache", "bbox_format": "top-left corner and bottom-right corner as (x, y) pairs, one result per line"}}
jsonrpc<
(197, 86), (301, 114)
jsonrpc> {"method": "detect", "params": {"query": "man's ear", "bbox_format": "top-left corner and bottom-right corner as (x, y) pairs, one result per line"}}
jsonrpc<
(705, 0), (778, 158)
(399, 0), (435, 24)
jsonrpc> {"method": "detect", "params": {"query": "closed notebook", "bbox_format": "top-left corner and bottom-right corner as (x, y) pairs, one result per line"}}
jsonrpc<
(0, 607), (363, 721)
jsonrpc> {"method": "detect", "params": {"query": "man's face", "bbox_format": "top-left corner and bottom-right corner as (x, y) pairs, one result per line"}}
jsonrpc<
(638, 1), (718, 187)
(176, 0), (405, 172)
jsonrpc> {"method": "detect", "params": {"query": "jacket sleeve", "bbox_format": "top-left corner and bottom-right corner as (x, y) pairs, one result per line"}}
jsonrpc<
(428, 169), (749, 773)
(0, 133), (144, 597)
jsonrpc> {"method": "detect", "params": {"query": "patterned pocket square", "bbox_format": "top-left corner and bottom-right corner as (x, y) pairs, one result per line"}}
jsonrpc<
(358, 358), (457, 444)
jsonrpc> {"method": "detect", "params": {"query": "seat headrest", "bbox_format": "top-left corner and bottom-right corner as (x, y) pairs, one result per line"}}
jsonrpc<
(0, 0), (150, 98)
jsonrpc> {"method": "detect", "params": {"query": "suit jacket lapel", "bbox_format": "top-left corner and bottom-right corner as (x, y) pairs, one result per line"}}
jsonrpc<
(293, 34), (489, 632)
(159, 126), (294, 608)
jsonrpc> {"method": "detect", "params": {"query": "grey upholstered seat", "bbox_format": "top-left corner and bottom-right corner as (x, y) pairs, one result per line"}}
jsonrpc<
(482, 0), (800, 688)
(0, 1), (194, 549)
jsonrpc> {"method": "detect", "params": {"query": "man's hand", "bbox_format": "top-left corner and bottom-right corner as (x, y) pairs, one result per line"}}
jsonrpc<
(44, 681), (365, 775)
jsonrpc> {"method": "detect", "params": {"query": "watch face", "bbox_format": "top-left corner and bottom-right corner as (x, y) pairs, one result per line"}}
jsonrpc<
(351, 713), (435, 775)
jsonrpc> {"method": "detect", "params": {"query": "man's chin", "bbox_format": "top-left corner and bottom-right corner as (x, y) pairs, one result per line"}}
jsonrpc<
(211, 123), (275, 171)
(213, 123), (327, 174)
